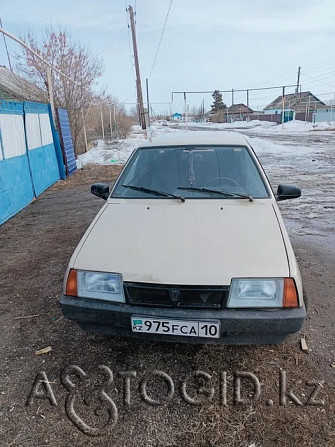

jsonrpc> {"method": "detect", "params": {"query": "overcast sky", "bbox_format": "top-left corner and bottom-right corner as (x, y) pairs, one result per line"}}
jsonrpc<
(1, 0), (335, 114)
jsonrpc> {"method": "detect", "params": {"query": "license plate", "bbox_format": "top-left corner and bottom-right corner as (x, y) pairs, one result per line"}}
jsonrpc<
(131, 317), (220, 338)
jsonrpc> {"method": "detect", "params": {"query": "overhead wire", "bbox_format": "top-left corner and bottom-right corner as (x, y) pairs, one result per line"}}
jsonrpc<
(97, 29), (123, 55)
(246, 58), (335, 90)
(302, 62), (335, 75)
(0, 17), (12, 71)
(301, 57), (335, 69)
(301, 72), (334, 89)
(245, 69), (297, 89)
(148, 0), (173, 79)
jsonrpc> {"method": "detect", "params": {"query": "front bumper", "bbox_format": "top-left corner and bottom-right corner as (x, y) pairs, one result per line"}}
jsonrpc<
(59, 295), (306, 345)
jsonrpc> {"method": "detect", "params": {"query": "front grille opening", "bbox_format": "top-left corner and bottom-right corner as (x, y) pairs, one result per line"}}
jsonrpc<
(124, 283), (229, 309)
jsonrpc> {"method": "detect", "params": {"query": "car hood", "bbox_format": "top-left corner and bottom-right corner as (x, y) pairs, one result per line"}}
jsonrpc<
(74, 199), (289, 285)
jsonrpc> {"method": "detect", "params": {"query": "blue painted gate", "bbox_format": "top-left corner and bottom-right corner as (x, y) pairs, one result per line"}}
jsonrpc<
(25, 102), (60, 196)
(0, 101), (35, 224)
(0, 100), (64, 225)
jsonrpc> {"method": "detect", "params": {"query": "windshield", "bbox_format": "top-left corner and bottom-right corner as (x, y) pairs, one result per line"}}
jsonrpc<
(112, 145), (270, 199)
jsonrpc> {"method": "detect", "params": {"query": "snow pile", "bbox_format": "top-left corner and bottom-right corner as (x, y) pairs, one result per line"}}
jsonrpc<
(78, 138), (142, 166)
(77, 119), (334, 167)
(177, 120), (278, 130)
(77, 123), (183, 167)
(250, 120), (335, 134)
(177, 119), (335, 134)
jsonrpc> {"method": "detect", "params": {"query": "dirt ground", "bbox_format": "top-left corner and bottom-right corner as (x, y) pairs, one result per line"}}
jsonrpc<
(0, 137), (334, 447)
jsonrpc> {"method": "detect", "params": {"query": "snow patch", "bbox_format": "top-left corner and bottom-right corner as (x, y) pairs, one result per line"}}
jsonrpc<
(250, 119), (335, 134)
(77, 123), (186, 167)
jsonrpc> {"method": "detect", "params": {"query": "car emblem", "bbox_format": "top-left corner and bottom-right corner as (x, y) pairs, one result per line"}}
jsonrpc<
(199, 292), (211, 303)
(170, 290), (180, 302)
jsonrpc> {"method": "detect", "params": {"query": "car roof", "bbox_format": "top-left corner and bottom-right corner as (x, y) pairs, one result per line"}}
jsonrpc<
(138, 131), (249, 148)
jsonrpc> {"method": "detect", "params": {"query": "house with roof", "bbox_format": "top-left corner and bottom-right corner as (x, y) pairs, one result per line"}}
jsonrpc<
(227, 103), (254, 122)
(263, 91), (327, 118)
(171, 112), (182, 121)
(0, 65), (47, 102)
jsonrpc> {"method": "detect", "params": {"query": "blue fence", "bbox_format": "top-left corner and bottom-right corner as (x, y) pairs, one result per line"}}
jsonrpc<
(313, 108), (335, 123)
(0, 100), (65, 225)
(58, 108), (77, 176)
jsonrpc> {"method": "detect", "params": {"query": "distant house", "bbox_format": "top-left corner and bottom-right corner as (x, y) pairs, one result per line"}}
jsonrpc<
(0, 65), (47, 102)
(227, 103), (254, 122)
(263, 91), (327, 116)
(171, 112), (182, 121)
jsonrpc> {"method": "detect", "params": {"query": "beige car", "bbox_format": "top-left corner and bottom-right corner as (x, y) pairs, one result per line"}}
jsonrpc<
(60, 131), (306, 344)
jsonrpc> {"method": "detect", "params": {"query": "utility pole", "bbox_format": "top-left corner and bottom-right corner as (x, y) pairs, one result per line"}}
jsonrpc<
(281, 86), (286, 128)
(231, 89), (234, 106)
(295, 66), (301, 118)
(184, 92), (188, 130)
(128, 5), (146, 130)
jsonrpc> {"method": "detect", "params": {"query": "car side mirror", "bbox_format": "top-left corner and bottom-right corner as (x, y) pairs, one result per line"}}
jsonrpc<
(276, 184), (301, 201)
(91, 183), (110, 200)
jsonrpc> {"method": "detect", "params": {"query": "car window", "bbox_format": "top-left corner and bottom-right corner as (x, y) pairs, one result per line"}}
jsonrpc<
(112, 145), (270, 199)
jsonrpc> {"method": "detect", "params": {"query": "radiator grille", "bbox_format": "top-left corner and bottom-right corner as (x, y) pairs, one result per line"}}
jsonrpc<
(124, 283), (230, 309)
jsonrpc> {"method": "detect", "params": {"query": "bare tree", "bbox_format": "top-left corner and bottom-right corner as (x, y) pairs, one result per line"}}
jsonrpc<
(15, 26), (103, 155)
(84, 94), (136, 143)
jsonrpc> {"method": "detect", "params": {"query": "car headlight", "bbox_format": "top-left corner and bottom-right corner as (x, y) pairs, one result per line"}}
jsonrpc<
(227, 278), (284, 308)
(66, 269), (125, 303)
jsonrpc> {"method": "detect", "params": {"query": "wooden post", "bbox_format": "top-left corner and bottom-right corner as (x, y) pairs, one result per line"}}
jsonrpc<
(113, 105), (117, 136)
(47, 67), (56, 129)
(109, 106), (112, 139)
(81, 108), (88, 152)
(295, 66), (301, 119)
(281, 86), (285, 128)
(146, 78), (151, 128)
(100, 105), (105, 140)
(184, 92), (188, 130)
(128, 5), (146, 130)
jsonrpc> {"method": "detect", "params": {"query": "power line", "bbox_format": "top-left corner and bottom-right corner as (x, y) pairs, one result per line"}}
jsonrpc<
(97, 29), (123, 55)
(148, 0), (173, 79)
(305, 69), (335, 79)
(245, 70), (297, 89)
(301, 72), (334, 88)
(303, 62), (335, 75)
(0, 18), (12, 71)
(171, 84), (299, 102)
(301, 57), (335, 69)
(314, 91), (335, 96)
(245, 59), (335, 89)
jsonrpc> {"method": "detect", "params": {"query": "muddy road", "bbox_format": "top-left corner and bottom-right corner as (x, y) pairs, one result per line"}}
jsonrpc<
(0, 132), (334, 446)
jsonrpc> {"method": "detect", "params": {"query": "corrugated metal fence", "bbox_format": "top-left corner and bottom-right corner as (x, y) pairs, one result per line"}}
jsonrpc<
(0, 100), (65, 225)
(58, 108), (77, 176)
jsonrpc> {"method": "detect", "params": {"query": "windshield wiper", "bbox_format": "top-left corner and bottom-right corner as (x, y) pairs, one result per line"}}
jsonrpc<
(177, 186), (253, 202)
(122, 184), (185, 202)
